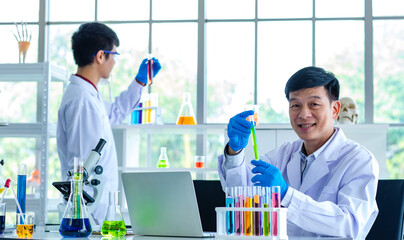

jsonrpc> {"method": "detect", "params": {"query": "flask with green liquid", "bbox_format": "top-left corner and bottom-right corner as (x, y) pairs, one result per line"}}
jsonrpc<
(157, 147), (169, 168)
(101, 191), (126, 237)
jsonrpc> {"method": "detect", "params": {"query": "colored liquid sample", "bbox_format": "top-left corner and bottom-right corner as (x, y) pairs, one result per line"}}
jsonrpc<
(253, 195), (261, 236)
(195, 161), (204, 168)
(146, 101), (151, 123)
(272, 192), (280, 236)
(101, 220), (127, 237)
(263, 203), (270, 236)
(138, 103), (143, 124)
(16, 224), (34, 238)
(244, 197), (252, 236)
(59, 218), (92, 238)
(157, 160), (169, 168)
(177, 116), (196, 125)
(147, 58), (153, 85)
(0, 215), (5, 234)
(0, 188), (4, 194)
(17, 174), (26, 214)
(226, 197), (235, 234)
(251, 125), (259, 160)
(235, 197), (243, 235)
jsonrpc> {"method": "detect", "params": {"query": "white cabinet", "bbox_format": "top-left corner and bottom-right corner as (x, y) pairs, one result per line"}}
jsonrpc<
(0, 63), (68, 226)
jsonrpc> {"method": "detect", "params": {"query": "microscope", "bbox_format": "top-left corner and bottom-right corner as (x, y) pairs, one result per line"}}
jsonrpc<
(53, 138), (106, 229)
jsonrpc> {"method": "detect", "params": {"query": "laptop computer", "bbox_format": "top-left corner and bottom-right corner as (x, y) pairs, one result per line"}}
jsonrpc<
(121, 171), (216, 238)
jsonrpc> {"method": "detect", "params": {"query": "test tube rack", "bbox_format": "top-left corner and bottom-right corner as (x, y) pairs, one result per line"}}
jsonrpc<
(130, 106), (162, 125)
(215, 207), (288, 240)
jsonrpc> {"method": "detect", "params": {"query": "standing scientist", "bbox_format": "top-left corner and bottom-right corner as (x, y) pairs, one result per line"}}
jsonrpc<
(218, 66), (378, 239)
(57, 22), (161, 224)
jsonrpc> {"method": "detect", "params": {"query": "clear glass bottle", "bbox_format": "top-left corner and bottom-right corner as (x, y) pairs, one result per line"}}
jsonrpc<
(101, 191), (126, 237)
(157, 147), (169, 168)
(59, 157), (92, 238)
(176, 92), (197, 125)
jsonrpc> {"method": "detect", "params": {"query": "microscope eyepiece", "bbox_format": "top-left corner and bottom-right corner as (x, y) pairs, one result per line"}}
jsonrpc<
(93, 139), (106, 154)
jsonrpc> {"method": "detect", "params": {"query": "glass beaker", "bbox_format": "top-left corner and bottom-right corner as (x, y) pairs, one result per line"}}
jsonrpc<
(16, 212), (34, 238)
(59, 158), (92, 238)
(101, 191), (126, 237)
(194, 156), (205, 168)
(176, 92), (197, 125)
(157, 147), (169, 168)
(0, 203), (5, 234)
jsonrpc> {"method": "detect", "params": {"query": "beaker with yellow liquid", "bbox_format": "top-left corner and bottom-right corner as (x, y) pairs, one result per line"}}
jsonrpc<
(176, 92), (197, 125)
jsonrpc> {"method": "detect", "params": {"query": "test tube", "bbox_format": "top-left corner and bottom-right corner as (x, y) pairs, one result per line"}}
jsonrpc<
(17, 164), (26, 215)
(225, 187), (235, 235)
(244, 187), (253, 236)
(138, 102), (143, 124)
(272, 186), (281, 237)
(262, 187), (271, 236)
(147, 54), (153, 85)
(253, 186), (262, 236)
(235, 187), (244, 235)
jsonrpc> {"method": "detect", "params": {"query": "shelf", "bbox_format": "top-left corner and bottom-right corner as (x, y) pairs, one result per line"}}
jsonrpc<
(0, 123), (42, 136)
(113, 124), (227, 134)
(0, 63), (68, 83)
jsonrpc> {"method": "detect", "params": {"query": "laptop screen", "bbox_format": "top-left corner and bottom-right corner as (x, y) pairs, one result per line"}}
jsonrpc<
(122, 171), (212, 237)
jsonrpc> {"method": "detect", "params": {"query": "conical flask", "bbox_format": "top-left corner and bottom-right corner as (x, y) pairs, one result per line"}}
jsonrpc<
(59, 157), (92, 238)
(157, 147), (169, 168)
(176, 92), (197, 125)
(101, 191), (126, 237)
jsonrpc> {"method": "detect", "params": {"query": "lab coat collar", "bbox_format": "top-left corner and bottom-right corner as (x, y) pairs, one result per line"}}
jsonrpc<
(287, 127), (347, 193)
(69, 74), (99, 96)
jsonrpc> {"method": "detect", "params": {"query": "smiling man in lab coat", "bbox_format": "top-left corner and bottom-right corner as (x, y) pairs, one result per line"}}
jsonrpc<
(57, 22), (161, 224)
(218, 66), (378, 239)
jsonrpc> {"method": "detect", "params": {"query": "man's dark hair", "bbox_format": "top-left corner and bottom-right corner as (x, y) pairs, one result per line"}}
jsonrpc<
(71, 22), (120, 67)
(284, 66), (340, 102)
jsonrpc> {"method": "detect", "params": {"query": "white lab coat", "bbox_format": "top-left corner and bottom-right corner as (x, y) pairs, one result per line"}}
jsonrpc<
(57, 74), (144, 223)
(218, 128), (379, 239)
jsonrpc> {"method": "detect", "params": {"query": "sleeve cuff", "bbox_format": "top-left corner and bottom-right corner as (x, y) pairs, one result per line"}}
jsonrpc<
(281, 186), (294, 207)
(223, 143), (245, 169)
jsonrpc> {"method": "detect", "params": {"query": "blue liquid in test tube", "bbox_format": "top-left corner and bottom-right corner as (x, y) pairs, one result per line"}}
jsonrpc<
(17, 164), (27, 216)
(225, 187), (235, 235)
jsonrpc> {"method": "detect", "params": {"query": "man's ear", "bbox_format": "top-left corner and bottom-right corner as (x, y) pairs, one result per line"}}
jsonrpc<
(94, 50), (104, 64)
(332, 100), (341, 120)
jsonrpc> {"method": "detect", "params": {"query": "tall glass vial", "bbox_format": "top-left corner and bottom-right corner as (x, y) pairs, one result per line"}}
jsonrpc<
(157, 147), (169, 168)
(17, 164), (26, 215)
(176, 92), (197, 125)
(225, 187), (235, 235)
(101, 191), (126, 237)
(59, 157), (92, 238)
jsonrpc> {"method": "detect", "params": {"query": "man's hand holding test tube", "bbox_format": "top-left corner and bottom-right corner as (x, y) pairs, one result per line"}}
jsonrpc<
(227, 109), (289, 199)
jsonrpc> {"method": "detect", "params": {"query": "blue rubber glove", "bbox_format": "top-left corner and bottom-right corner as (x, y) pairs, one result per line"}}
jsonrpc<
(227, 110), (254, 152)
(251, 160), (289, 198)
(135, 57), (162, 84)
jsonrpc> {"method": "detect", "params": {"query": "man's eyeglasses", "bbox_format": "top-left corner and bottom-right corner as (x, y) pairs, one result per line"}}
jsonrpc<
(93, 50), (120, 60)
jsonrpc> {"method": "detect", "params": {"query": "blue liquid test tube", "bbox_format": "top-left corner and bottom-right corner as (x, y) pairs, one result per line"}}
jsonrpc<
(16, 164), (26, 223)
(225, 187), (235, 235)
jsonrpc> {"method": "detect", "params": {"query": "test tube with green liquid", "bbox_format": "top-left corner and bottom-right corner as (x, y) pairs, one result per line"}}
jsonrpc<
(249, 114), (259, 160)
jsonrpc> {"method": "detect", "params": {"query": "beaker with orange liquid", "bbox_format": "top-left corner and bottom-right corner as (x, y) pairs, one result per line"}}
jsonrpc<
(176, 92), (197, 125)
(16, 212), (34, 238)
